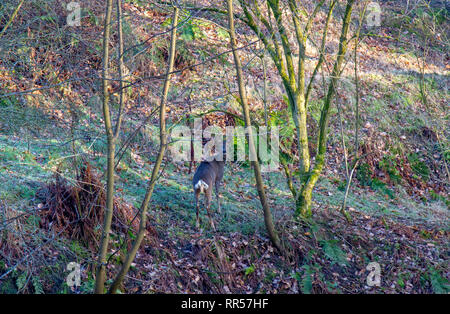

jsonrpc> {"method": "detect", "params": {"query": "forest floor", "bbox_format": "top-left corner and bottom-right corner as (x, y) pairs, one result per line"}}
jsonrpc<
(0, 0), (448, 293)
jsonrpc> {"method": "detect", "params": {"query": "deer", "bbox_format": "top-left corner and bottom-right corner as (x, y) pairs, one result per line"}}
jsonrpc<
(192, 142), (226, 231)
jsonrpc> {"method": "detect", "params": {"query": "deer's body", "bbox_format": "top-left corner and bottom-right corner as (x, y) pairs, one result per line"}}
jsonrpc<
(192, 158), (225, 231)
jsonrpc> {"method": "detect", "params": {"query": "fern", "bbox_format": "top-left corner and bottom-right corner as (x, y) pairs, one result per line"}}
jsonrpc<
(430, 269), (450, 294)
(32, 277), (44, 294)
(16, 272), (28, 291)
(320, 239), (348, 266)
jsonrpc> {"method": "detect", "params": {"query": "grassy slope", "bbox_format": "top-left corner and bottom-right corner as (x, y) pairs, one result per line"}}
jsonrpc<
(0, 0), (448, 293)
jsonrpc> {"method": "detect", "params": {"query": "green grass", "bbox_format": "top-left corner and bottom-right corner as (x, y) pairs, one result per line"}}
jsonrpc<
(1, 123), (447, 238)
(313, 177), (448, 228)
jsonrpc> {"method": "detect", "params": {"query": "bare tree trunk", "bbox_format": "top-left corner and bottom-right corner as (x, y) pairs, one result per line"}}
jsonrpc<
(108, 5), (179, 293)
(0, 0), (25, 39)
(225, 0), (282, 252)
(114, 0), (126, 139)
(341, 1), (369, 222)
(95, 0), (116, 294)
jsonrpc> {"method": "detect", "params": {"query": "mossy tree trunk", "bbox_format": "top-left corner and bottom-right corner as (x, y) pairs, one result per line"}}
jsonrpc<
(238, 0), (356, 217)
(297, 0), (355, 217)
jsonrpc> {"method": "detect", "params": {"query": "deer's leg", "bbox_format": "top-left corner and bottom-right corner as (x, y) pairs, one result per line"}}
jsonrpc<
(205, 189), (216, 231)
(215, 180), (221, 213)
(194, 189), (200, 230)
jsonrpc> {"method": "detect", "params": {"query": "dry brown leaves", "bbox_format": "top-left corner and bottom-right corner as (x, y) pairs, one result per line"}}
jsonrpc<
(37, 162), (151, 250)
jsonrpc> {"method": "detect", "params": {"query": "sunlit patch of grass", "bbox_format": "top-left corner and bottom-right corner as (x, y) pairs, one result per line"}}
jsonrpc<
(314, 178), (448, 227)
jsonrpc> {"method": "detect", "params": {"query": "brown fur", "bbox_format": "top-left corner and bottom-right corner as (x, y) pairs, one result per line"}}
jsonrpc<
(192, 158), (225, 231)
